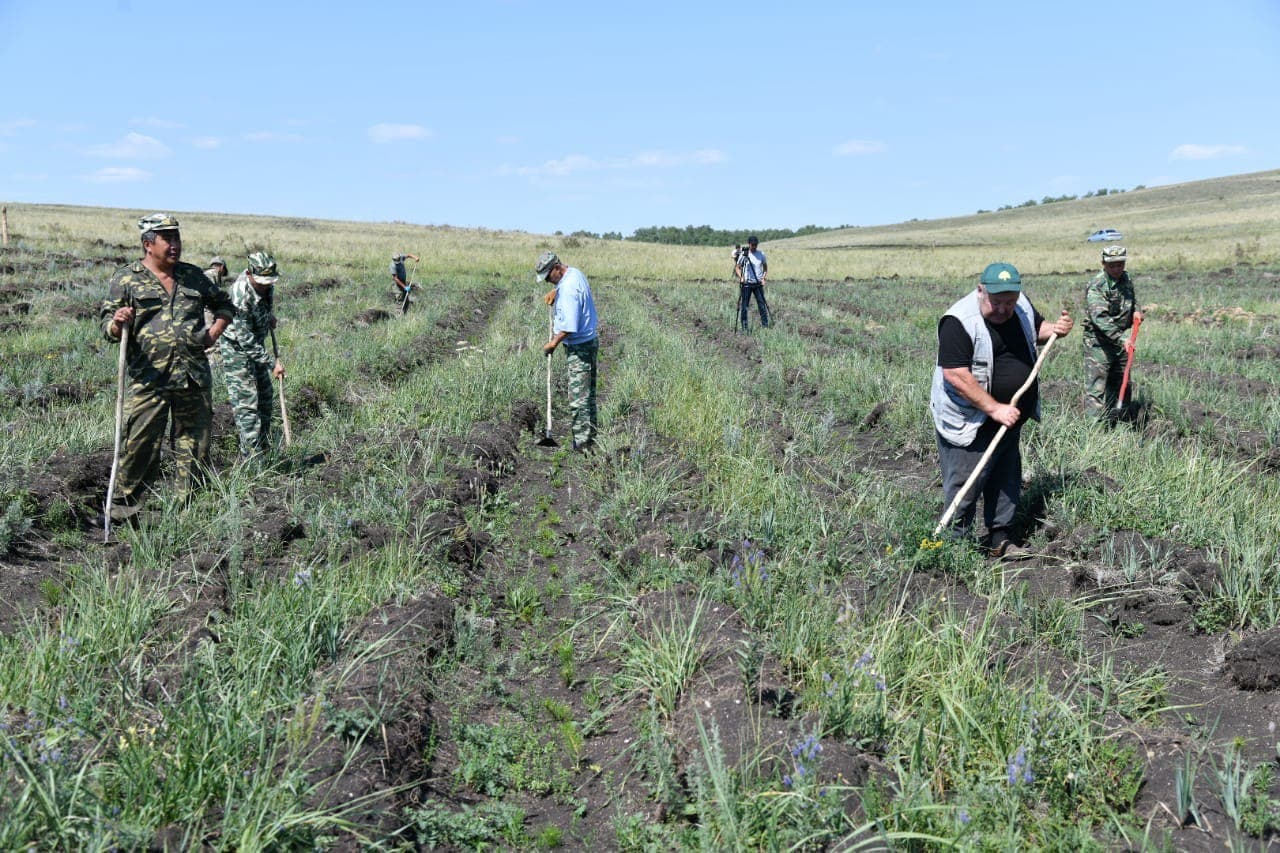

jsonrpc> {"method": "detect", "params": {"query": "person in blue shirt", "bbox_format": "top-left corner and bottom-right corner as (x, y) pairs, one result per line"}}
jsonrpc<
(536, 251), (599, 451)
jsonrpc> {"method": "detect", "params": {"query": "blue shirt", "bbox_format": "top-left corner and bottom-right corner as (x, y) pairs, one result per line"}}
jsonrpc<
(554, 267), (597, 345)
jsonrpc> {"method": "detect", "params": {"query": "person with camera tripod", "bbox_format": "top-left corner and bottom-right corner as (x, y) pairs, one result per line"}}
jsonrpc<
(735, 235), (770, 331)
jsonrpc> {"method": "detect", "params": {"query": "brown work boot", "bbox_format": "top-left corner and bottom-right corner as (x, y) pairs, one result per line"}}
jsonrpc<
(990, 539), (1032, 561)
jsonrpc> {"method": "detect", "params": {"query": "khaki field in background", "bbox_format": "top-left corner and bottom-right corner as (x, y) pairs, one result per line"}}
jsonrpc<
(6, 168), (1278, 281)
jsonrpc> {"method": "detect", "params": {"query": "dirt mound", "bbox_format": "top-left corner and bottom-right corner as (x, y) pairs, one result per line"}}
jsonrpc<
(290, 277), (344, 298)
(1226, 629), (1280, 690)
(26, 447), (113, 528)
(8, 381), (95, 409)
(301, 594), (454, 841)
(355, 308), (392, 326)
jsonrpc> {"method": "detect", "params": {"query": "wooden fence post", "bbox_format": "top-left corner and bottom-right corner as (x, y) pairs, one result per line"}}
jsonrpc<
(1, 207), (8, 246)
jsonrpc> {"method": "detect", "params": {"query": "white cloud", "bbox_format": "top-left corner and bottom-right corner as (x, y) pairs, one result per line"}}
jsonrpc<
(85, 167), (151, 183)
(132, 117), (184, 130)
(86, 132), (171, 159)
(11, 171), (48, 181)
(833, 139), (888, 156)
(368, 123), (433, 143)
(243, 131), (305, 143)
(1169, 143), (1245, 161)
(191, 136), (222, 149)
(0, 118), (36, 136)
(632, 149), (725, 167)
(510, 148), (726, 178)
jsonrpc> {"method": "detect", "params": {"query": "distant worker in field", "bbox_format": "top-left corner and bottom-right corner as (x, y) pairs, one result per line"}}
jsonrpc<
(536, 251), (599, 451)
(390, 252), (419, 310)
(203, 256), (229, 288)
(101, 213), (235, 516)
(1083, 245), (1142, 422)
(219, 252), (285, 459)
(930, 262), (1073, 557)
(735, 235), (770, 331)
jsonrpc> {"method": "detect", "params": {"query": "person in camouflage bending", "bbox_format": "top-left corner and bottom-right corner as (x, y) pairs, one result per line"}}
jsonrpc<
(101, 214), (235, 515)
(1083, 245), (1143, 421)
(219, 252), (286, 458)
(204, 256), (228, 287)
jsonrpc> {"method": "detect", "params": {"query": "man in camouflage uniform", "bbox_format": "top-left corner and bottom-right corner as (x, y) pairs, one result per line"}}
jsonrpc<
(219, 252), (285, 458)
(536, 252), (599, 451)
(101, 214), (235, 514)
(204, 256), (228, 287)
(1083, 245), (1143, 421)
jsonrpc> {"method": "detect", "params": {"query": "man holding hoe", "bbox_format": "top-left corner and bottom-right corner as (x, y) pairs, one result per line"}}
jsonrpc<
(220, 251), (286, 459)
(390, 251), (419, 311)
(1083, 245), (1143, 423)
(101, 213), (235, 517)
(930, 262), (1073, 557)
(536, 251), (599, 451)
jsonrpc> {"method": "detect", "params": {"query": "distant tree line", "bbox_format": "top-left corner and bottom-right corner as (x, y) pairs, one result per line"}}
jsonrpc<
(976, 184), (1147, 214)
(552, 224), (851, 245)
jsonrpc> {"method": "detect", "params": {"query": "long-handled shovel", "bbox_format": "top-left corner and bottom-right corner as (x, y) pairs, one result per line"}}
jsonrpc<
(269, 328), (292, 447)
(538, 306), (558, 447)
(401, 259), (418, 315)
(933, 331), (1061, 537)
(103, 326), (129, 543)
(1118, 314), (1142, 406)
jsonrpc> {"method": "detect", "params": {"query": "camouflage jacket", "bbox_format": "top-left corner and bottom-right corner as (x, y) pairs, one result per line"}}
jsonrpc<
(218, 272), (275, 368)
(100, 260), (235, 390)
(203, 267), (226, 287)
(1083, 270), (1138, 347)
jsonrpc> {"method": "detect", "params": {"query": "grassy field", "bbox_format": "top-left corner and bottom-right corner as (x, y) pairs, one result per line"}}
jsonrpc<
(3, 169), (1280, 849)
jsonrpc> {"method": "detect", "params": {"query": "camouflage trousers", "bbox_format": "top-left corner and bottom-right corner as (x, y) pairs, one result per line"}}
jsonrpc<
(564, 338), (598, 447)
(223, 350), (274, 456)
(1083, 338), (1127, 419)
(116, 380), (212, 505)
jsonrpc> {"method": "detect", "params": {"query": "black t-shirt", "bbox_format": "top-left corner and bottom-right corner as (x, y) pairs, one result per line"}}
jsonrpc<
(938, 308), (1043, 429)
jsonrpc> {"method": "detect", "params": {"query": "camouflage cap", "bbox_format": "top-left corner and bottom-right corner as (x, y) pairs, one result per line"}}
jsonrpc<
(535, 251), (560, 282)
(209, 256), (227, 268)
(979, 262), (1022, 293)
(247, 251), (279, 284)
(1101, 245), (1127, 264)
(137, 212), (180, 233)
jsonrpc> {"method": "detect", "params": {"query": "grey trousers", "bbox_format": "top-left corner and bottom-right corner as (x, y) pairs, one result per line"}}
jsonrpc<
(937, 425), (1022, 542)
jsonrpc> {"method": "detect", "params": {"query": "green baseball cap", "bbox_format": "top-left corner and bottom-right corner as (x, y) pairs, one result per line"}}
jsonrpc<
(979, 262), (1022, 294)
(137, 212), (180, 233)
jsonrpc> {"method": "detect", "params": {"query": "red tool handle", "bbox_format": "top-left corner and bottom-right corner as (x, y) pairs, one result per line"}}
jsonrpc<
(1118, 314), (1142, 404)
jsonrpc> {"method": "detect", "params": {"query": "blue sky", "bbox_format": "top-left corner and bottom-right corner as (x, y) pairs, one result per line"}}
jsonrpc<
(1, 1), (1277, 235)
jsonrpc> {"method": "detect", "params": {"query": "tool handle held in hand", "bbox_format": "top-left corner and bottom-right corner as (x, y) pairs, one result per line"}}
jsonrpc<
(933, 333), (1059, 537)
(104, 325), (129, 542)
(1118, 315), (1142, 404)
(270, 329), (292, 447)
